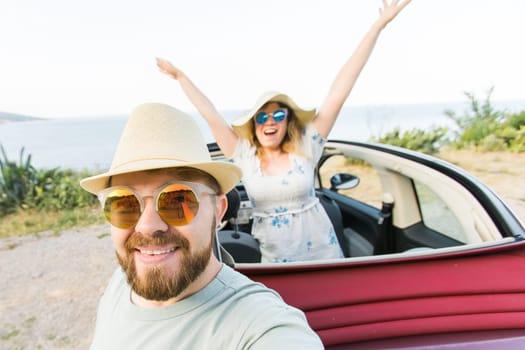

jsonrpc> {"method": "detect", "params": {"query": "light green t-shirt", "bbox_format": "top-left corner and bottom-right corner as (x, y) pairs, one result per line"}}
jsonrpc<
(90, 265), (323, 349)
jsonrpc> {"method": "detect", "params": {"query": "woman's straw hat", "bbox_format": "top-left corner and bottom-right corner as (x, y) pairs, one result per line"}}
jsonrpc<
(232, 91), (316, 140)
(80, 103), (242, 195)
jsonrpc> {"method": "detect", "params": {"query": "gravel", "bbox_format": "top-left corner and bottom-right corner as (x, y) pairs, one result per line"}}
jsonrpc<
(0, 225), (115, 350)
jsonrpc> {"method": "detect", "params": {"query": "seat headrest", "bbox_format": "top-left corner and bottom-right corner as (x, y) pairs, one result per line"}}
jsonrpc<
(223, 187), (241, 221)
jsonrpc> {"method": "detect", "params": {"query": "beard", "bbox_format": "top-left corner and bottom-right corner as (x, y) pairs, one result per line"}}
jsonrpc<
(117, 218), (216, 301)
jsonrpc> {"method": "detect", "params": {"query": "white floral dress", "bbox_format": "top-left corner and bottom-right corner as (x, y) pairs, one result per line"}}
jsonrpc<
(231, 124), (344, 263)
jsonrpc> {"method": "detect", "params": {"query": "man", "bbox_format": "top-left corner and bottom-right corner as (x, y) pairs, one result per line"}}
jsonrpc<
(80, 103), (323, 349)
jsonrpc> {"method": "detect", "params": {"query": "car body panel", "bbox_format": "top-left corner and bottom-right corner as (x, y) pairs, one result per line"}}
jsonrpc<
(237, 239), (525, 347)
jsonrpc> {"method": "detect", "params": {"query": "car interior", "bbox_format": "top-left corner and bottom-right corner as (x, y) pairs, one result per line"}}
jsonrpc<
(213, 141), (518, 264)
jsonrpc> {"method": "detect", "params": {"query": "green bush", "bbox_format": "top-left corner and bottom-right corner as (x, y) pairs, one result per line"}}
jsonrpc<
(365, 88), (525, 154)
(505, 111), (525, 130)
(478, 134), (506, 152)
(446, 88), (525, 151)
(370, 126), (449, 155)
(0, 145), (36, 215)
(0, 144), (97, 217)
(445, 88), (503, 148)
(508, 126), (525, 152)
(26, 168), (97, 211)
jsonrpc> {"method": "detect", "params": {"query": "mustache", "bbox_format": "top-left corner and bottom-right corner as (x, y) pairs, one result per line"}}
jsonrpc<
(124, 230), (190, 253)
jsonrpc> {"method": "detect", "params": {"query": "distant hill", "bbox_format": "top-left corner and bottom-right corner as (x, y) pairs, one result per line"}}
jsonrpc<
(0, 111), (43, 123)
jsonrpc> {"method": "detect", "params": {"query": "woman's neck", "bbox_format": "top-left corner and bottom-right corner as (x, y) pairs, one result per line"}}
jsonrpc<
(259, 148), (291, 176)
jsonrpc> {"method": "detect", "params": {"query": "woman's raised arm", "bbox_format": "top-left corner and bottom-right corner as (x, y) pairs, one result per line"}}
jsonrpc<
(313, 0), (412, 139)
(157, 57), (239, 158)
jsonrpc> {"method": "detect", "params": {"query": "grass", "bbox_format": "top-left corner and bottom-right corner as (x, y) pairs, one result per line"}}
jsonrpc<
(22, 318), (36, 328)
(1, 318), (35, 342)
(1, 317), (71, 349)
(1, 324), (19, 340)
(0, 206), (105, 238)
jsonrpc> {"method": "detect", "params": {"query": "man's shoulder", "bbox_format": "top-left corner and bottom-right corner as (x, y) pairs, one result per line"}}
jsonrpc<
(212, 266), (323, 349)
(214, 265), (292, 313)
(217, 265), (278, 295)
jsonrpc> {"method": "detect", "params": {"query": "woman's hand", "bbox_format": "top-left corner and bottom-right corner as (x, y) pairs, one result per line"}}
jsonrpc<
(376, 0), (412, 29)
(314, 0), (411, 138)
(156, 57), (183, 80)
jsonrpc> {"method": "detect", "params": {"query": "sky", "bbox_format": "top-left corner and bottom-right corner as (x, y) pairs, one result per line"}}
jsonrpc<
(1, 0), (524, 119)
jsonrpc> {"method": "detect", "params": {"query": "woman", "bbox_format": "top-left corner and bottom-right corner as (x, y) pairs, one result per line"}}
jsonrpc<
(157, 0), (411, 262)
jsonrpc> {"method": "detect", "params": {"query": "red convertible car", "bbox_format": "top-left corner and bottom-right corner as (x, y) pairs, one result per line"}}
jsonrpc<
(212, 140), (525, 349)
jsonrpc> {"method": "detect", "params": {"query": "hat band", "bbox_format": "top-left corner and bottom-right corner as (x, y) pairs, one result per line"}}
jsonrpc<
(111, 157), (204, 172)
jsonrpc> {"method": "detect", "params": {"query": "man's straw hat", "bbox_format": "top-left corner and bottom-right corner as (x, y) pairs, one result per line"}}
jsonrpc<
(80, 103), (242, 194)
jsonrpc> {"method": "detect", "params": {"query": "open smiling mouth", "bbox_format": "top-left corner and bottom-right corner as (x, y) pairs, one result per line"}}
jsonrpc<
(136, 247), (177, 256)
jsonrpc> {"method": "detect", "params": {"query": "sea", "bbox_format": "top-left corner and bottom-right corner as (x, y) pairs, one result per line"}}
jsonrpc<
(1, 100), (524, 171)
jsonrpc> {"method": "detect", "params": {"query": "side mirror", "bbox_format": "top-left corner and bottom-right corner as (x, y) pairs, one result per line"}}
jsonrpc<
(330, 173), (360, 191)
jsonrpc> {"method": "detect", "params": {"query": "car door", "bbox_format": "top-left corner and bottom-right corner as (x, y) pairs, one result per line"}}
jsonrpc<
(315, 141), (523, 257)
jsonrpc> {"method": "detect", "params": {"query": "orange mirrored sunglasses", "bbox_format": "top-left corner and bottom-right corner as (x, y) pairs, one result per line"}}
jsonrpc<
(97, 181), (216, 229)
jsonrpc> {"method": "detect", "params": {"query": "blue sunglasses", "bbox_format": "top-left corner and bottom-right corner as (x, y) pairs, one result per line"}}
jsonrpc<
(254, 108), (288, 125)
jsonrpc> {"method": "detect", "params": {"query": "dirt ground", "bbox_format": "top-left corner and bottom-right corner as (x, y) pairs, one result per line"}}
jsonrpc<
(0, 225), (114, 350)
(439, 150), (525, 222)
(0, 150), (523, 349)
